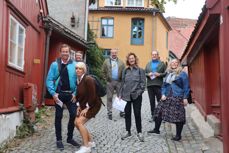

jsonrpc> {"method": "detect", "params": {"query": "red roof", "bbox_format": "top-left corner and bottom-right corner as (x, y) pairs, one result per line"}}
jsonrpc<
(167, 17), (196, 59)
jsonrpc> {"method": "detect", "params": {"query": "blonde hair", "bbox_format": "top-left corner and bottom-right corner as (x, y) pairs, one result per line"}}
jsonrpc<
(166, 59), (182, 74)
(75, 62), (87, 73)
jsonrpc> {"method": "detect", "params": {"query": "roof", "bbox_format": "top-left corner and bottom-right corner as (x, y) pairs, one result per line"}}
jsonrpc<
(89, 7), (171, 30)
(167, 17), (196, 59)
(181, 5), (207, 60)
(43, 16), (88, 49)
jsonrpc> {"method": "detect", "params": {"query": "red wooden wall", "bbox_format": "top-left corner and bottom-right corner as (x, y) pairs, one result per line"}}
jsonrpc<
(0, 0), (47, 113)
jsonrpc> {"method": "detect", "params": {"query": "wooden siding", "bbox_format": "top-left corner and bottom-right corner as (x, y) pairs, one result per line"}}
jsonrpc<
(0, 0), (47, 113)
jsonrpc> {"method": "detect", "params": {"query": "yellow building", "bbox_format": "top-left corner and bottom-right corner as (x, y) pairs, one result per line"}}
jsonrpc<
(89, 0), (171, 67)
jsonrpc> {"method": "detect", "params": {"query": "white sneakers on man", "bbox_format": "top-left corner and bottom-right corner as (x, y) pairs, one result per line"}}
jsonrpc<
(75, 146), (91, 153)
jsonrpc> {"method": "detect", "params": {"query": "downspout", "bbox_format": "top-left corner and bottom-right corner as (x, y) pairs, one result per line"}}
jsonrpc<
(84, 0), (89, 62)
(41, 24), (52, 105)
(85, 0), (89, 41)
(152, 11), (156, 50)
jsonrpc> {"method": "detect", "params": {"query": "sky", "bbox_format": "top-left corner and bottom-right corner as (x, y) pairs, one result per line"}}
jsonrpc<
(163, 0), (206, 19)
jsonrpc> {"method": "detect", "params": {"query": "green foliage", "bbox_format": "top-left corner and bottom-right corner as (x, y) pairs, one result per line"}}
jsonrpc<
(151, 0), (178, 12)
(86, 27), (105, 81)
(15, 119), (34, 139)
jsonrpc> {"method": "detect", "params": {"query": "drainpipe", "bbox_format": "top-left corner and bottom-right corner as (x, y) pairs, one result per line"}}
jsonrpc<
(152, 11), (156, 51)
(85, 0), (89, 41)
(41, 23), (52, 105)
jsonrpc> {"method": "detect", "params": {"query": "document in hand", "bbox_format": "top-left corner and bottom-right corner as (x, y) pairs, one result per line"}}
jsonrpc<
(112, 97), (127, 112)
(56, 98), (63, 108)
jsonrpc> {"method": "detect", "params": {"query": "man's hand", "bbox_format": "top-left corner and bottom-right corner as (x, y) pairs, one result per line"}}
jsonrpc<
(183, 99), (188, 106)
(71, 94), (76, 103)
(148, 72), (153, 77)
(154, 72), (160, 77)
(53, 93), (59, 103)
(161, 95), (167, 101)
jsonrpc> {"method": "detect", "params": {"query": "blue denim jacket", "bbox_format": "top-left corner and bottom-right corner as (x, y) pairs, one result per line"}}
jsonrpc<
(162, 71), (190, 99)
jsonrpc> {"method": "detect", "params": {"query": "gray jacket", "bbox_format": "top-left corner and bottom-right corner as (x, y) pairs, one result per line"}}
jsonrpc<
(102, 57), (125, 82)
(119, 66), (146, 101)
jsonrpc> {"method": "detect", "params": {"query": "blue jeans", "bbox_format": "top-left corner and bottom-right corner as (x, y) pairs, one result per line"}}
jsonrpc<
(55, 93), (76, 141)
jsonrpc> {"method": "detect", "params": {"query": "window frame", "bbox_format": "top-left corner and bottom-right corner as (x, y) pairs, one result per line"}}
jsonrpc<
(131, 18), (144, 45)
(126, 0), (144, 7)
(103, 49), (111, 59)
(105, 0), (123, 6)
(8, 15), (26, 71)
(100, 18), (114, 38)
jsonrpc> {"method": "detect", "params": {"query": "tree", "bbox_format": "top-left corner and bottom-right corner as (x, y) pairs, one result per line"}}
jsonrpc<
(86, 27), (104, 80)
(151, 0), (178, 13)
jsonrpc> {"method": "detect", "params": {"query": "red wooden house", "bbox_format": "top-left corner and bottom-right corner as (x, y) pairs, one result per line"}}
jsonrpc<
(181, 0), (229, 152)
(0, 0), (48, 144)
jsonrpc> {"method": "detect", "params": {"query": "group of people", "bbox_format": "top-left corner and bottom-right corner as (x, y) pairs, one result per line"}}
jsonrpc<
(46, 44), (190, 153)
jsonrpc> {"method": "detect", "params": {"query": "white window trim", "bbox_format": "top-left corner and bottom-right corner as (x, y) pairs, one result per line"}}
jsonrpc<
(105, 0), (123, 6)
(8, 15), (26, 71)
(126, 0), (144, 7)
(70, 50), (76, 60)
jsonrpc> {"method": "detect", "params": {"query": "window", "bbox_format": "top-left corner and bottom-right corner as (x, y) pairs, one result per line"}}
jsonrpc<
(103, 49), (111, 59)
(70, 50), (76, 60)
(131, 18), (144, 45)
(105, 0), (122, 6)
(127, 0), (143, 7)
(8, 15), (26, 70)
(101, 18), (114, 38)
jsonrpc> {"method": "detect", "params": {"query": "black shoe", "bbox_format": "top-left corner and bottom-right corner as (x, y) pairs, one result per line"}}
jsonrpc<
(67, 139), (80, 147)
(108, 115), (112, 120)
(121, 132), (131, 140)
(147, 129), (160, 134)
(56, 141), (64, 150)
(171, 136), (181, 141)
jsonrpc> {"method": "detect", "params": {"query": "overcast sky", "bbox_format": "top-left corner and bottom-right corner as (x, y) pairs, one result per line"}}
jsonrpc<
(163, 0), (206, 19)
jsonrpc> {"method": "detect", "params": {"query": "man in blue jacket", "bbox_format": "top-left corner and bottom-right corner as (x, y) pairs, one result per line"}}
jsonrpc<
(46, 44), (79, 150)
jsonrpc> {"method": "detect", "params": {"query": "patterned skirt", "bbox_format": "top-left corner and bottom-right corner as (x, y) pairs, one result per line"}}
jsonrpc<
(154, 96), (186, 123)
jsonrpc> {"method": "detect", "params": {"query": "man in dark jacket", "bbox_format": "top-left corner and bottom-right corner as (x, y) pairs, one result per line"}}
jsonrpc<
(145, 50), (166, 122)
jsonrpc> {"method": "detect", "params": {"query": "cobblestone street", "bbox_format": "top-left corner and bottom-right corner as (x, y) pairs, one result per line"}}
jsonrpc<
(6, 92), (216, 153)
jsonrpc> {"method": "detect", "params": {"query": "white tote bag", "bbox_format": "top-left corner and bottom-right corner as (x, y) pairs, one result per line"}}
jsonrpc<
(112, 97), (127, 112)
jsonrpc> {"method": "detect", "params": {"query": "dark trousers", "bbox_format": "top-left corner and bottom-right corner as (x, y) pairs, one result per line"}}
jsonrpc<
(55, 94), (76, 141)
(124, 95), (142, 133)
(154, 116), (184, 137)
(147, 86), (162, 117)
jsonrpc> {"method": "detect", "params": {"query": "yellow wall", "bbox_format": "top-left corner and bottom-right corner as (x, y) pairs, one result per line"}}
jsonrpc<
(155, 15), (169, 62)
(89, 11), (169, 68)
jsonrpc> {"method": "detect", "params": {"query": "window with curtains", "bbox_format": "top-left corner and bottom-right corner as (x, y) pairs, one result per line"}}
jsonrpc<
(8, 15), (26, 70)
(131, 18), (144, 45)
(126, 0), (144, 7)
(105, 0), (122, 6)
(101, 18), (114, 38)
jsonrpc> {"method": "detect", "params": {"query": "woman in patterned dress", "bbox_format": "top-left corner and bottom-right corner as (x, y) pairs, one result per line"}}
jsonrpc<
(148, 59), (190, 141)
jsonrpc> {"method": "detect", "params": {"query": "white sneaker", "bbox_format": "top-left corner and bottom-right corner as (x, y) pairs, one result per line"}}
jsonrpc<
(88, 141), (96, 148)
(75, 146), (91, 153)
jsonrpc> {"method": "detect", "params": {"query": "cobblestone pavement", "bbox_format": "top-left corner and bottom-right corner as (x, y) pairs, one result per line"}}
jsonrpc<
(6, 92), (216, 153)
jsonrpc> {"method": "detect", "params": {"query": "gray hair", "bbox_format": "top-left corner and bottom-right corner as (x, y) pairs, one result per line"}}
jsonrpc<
(75, 62), (87, 73)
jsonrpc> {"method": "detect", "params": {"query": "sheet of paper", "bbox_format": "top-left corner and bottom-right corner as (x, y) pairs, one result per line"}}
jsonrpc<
(56, 98), (63, 108)
(112, 97), (127, 112)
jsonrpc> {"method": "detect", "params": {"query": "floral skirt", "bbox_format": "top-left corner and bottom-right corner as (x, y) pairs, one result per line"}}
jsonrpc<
(154, 96), (186, 123)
